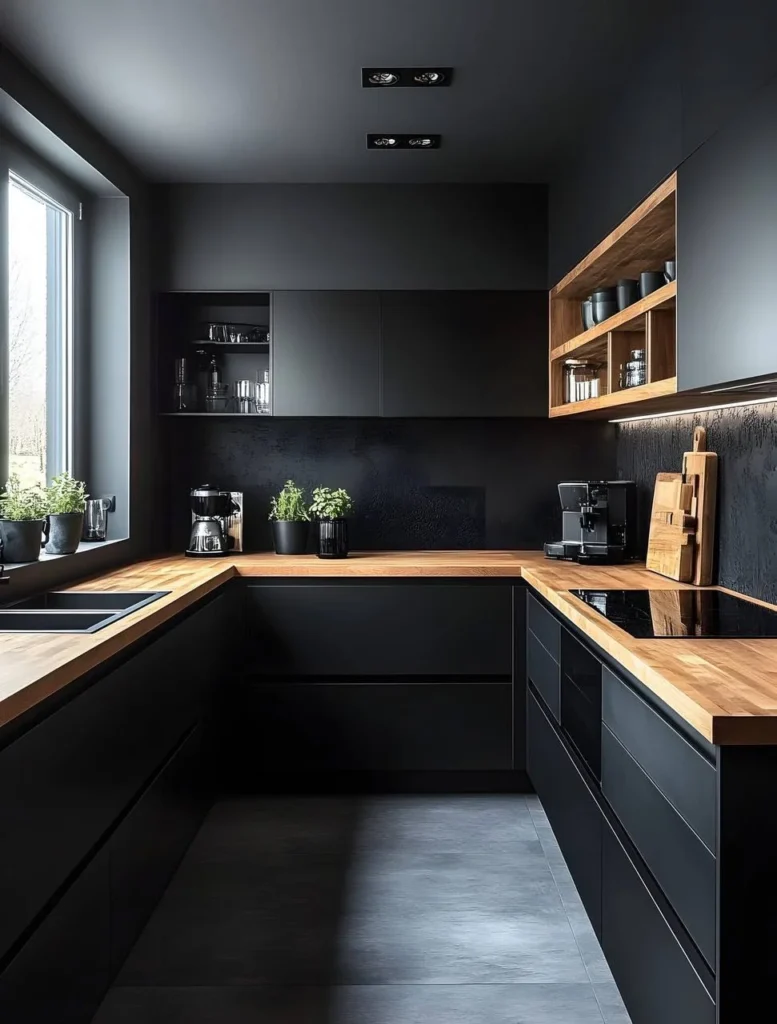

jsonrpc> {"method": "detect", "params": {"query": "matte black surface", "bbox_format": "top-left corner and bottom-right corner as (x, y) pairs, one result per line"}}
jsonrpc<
(235, 682), (513, 773)
(10, 591), (164, 611)
(163, 416), (617, 553)
(272, 292), (380, 417)
(0, 849), (111, 1024)
(572, 587), (777, 639)
(602, 667), (715, 851)
(602, 726), (715, 968)
(526, 691), (602, 937)
(0, 610), (118, 632)
(512, 587), (527, 773)
(678, 73), (777, 391)
(527, 631), (560, 722)
(601, 823), (715, 1024)
(527, 593), (561, 661)
(380, 291), (547, 417)
(245, 584), (511, 677)
(559, 628), (602, 780)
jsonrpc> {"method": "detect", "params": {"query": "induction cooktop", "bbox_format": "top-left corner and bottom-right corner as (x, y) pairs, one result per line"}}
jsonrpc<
(570, 589), (777, 639)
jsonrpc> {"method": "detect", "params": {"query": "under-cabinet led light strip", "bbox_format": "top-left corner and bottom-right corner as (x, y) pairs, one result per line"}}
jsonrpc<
(609, 394), (777, 423)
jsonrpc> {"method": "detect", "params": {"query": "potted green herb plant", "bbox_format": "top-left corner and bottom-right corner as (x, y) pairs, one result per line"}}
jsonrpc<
(45, 472), (88, 554)
(0, 476), (49, 563)
(268, 480), (310, 555)
(309, 486), (353, 559)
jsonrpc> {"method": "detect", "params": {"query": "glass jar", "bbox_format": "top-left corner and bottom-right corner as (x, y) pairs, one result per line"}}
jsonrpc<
(625, 349), (646, 388)
(564, 359), (600, 403)
(205, 382), (231, 413)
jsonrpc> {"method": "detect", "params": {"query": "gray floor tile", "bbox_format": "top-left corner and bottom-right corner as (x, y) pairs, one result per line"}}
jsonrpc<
(94, 984), (607, 1024)
(337, 909), (589, 983)
(594, 981), (633, 1023)
(566, 909), (614, 984)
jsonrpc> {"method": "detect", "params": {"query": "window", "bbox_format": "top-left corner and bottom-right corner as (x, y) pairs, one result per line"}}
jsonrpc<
(5, 157), (76, 489)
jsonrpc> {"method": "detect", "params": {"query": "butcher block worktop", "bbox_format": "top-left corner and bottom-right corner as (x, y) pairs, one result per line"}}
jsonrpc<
(2, 549), (777, 745)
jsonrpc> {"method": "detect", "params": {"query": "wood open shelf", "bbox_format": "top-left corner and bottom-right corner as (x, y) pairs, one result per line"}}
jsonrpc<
(549, 174), (678, 418)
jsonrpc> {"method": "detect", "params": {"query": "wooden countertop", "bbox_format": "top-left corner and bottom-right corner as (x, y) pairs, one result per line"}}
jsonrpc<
(3, 549), (777, 746)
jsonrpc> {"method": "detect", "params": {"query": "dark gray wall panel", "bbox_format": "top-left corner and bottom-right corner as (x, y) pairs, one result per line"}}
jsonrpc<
(155, 184), (547, 291)
(163, 416), (616, 552)
(616, 402), (777, 603)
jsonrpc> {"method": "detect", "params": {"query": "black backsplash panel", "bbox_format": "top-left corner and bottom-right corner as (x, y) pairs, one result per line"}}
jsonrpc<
(165, 418), (615, 553)
(617, 403), (777, 603)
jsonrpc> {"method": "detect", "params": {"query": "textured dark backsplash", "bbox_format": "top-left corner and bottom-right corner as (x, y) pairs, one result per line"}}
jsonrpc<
(617, 403), (777, 603)
(164, 418), (616, 553)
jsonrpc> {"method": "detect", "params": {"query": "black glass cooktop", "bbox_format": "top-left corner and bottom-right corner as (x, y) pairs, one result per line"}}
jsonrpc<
(570, 589), (777, 639)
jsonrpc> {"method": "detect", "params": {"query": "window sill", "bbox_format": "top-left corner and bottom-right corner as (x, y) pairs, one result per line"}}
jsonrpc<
(2, 537), (129, 576)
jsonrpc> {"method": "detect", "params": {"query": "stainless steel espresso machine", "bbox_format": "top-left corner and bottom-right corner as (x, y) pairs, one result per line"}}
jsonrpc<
(544, 481), (636, 565)
(186, 485), (244, 557)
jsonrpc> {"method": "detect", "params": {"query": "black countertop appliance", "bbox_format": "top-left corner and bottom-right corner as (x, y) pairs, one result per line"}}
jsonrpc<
(544, 480), (637, 565)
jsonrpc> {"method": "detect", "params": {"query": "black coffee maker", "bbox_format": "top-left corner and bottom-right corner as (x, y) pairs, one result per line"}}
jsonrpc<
(544, 481), (636, 565)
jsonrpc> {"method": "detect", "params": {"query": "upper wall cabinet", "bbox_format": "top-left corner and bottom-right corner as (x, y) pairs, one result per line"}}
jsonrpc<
(380, 291), (547, 417)
(272, 291), (381, 416)
(677, 74), (777, 393)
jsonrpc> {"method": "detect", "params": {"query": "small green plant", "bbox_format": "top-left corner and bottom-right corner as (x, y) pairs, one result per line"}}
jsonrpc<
(268, 480), (309, 522)
(309, 486), (353, 520)
(0, 475), (49, 521)
(46, 472), (88, 515)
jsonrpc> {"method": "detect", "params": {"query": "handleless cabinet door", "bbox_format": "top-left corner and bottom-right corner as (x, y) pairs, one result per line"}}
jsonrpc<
(272, 291), (380, 416)
(380, 291), (547, 417)
(678, 74), (777, 391)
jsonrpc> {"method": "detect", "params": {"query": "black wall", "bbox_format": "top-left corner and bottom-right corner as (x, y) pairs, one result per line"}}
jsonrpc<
(548, 0), (777, 284)
(616, 403), (777, 604)
(165, 417), (616, 553)
(154, 183), (548, 292)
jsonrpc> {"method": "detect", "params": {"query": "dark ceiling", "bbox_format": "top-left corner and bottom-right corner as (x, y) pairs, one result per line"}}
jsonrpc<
(1, 0), (659, 183)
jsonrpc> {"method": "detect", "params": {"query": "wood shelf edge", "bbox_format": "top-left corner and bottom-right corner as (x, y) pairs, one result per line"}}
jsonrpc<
(549, 376), (678, 417)
(550, 282), (676, 361)
(550, 172), (677, 299)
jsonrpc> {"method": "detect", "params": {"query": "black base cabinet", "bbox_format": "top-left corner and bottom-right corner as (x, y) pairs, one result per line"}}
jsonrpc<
(602, 823), (715, 1024)
(527, 689), (602, 936)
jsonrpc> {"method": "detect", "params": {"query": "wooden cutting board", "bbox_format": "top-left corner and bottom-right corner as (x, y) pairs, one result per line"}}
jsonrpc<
(683, 426), (718, 586)
(646, 471), (696, 582)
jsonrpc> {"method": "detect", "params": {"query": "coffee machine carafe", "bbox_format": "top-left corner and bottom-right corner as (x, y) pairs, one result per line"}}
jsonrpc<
(544, 481), (636, 565)
(186, 485), (244, 557)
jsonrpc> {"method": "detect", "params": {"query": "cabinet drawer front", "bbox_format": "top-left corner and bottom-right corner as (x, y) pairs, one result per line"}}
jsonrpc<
(527, 631), (560, 721)
(602, 824), (715, 1024)
(238, 681), (512, 771)
(527, 594), (560, 662)
(246, 585), (512, 677)
(602, 727), (716, 968)
(602, 667), (716, 850)
(527, 691), (601, 935)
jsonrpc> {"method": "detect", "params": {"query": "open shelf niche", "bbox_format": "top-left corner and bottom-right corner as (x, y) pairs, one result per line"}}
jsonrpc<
(549, 173), (678, 419)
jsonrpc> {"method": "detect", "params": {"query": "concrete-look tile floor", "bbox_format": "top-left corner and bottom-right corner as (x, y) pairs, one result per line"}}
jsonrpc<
(93, 795), (632, 1023)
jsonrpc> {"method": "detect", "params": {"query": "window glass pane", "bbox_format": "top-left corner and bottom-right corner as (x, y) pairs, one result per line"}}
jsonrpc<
(7, 174), (72, 489)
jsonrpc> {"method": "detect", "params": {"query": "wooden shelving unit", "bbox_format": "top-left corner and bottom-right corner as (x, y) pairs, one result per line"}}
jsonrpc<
(549, 173), (678, 419)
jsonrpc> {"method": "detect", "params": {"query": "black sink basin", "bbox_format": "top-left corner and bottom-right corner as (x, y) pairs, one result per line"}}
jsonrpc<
(0, 591), (168, 632)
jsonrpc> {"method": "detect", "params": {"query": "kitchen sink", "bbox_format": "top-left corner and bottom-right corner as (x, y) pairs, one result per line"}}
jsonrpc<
(0, 591), (168, 632)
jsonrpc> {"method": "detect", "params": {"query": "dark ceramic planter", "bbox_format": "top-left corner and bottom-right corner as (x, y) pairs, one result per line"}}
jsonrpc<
(317, 518), (348, 559)
(0, 519), (47, 564)
(272, 520), (309, 555)
(45, 512), (84, 555)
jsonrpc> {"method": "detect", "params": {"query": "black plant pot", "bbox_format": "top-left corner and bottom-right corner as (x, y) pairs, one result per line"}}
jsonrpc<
(317, 518), (349, 559)
(272, 520), (310, 555)
(0, 519), (47, 564)
(45, 512), (84, 555)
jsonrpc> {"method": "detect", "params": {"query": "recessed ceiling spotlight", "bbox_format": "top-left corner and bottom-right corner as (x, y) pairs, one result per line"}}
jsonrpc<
(413, 71), (445, 85)
(367, 134), (441, 150)
(367, 71), (399, 86)
(362, 67), (452, 88)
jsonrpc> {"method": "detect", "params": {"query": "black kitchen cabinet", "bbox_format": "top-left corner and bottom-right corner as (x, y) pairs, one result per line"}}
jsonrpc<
(245, 584), (512, 677)
(380, 291), (547, 417)
(601, 822), (715, 1024)
(678, 73), (777, 391)
(272, 290), (380, 416)
(526, 689), (602, 936)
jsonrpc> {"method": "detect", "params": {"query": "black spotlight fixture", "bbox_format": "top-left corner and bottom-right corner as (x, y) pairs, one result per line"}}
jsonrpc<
(367, 134), (441, 150)
(362, 67), (452, 88)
